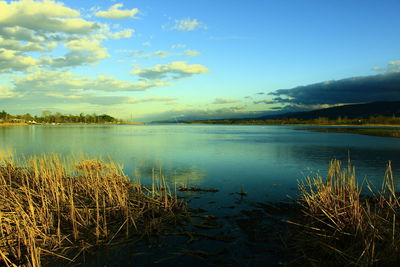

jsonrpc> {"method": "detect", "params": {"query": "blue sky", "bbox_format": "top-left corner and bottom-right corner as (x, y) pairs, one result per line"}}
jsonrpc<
(0, 0), (400, 122)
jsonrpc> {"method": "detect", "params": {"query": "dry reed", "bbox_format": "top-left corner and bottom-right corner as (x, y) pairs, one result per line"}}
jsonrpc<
(0, 152), (186, 266)
(289, 159), (400, 266)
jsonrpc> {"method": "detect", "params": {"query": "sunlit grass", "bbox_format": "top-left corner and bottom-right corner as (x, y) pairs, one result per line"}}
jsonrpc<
(289, 159), (400, 266)
(0, 152), (186, 266)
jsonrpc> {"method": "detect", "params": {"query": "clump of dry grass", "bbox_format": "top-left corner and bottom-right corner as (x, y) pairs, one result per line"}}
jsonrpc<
(0, 153), (186, 266)
(288, 159), (400, 266)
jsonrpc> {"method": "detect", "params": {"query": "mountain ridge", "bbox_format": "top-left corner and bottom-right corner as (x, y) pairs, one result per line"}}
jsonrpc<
(259, 101), (400, 120)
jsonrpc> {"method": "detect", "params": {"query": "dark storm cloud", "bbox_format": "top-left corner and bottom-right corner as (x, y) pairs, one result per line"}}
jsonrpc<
(269, 72), (400, 105)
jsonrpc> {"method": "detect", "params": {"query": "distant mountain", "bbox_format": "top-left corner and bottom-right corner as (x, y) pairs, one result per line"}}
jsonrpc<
(155, 101), (400, 124)
(258, 101), (400, 120)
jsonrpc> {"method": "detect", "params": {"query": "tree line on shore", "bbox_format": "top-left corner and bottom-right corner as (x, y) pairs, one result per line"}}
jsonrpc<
(186, 115), (400, 125)
(0, 110), (122, 124)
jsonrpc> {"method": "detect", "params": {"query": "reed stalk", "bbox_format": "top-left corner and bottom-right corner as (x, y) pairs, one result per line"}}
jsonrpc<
(0, 153), (186, 266)
(292, 159), (400, 266)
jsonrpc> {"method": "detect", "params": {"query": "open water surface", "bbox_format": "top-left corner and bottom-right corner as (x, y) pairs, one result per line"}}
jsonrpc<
(1, 124), (400, 265)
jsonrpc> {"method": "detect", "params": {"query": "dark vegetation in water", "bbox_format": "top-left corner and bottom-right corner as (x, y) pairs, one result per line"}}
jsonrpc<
(301, 127), (400, 138)
(178, 186), (219, 192)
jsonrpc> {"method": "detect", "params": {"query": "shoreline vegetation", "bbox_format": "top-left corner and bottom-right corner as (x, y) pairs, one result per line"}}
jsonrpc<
(0, 153), (186, 266)
(0, 122), (143, 126)
(183, 116), (400, 138)
(184, 115), (400, 126)
(0, 110), (143, 125)
(289, 159), (400, 266)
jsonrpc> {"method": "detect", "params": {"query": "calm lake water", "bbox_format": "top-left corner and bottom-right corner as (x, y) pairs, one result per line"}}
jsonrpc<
(1, 124), (399, 197)
(1, 124), (400, 265)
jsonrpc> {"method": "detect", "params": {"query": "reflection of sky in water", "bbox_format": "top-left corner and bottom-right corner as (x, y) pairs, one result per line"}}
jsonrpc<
(1, 125), (400, 201)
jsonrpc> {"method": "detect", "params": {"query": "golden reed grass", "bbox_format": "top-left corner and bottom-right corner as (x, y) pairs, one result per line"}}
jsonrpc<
(287, 159), (400, 266)
(0, 152), (186, 266)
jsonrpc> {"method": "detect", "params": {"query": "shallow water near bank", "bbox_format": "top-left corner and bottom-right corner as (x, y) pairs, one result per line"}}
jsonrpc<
(1, 124), (400, 265)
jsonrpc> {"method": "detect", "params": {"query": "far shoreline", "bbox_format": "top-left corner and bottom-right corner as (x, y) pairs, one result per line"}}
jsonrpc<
(1, 122), (399, 138)
(184, 121), (400, 128)
(0, 122), (144, 126)
(2, 121), (400, 128)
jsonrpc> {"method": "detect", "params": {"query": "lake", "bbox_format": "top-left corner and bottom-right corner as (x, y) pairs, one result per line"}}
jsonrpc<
(1, 124), (400, 265)
(1, 124), (399, 195)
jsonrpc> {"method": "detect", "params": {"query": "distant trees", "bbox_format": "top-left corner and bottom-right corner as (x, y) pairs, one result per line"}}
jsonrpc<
(0, 110), (122, 124)
(278, 115), (400, 125)
(186, 115), (400, 126)
(0, 110), (9, 121)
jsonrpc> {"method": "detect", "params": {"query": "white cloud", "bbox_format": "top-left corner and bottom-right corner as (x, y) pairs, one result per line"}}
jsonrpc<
(89, 75), (168, 92)
(42, 52), (99, 68)
(253, 99), (273, 104)
(95, 3), (139, 19)
(372, 66), (384, 71)
(13, 71), (169, 95)
(0, 1), (209, 113)
(0, 0), (123, 72)
(65, 38), (104, 52)
(42, 38), (109, 68)
(126, 49), (200, 59)
(213, 98), (239, 104)
(13, 71), (85, 93)
(0, 36), (56, 52)
(36, 95), (177, 107)
(132, 61), (209, 80)
(371, 60), (400, 73)
(44, 93), (83, 99)
(0, 26), (43, 42)
(182, 50), (200, 57)
(171, 44), (186, 49)
(225, 105), (246, 111)
(93, 23), (134, 40)
(172, 18), (207, 31)
(0, 0), (97, 34)
(0, 85), (19, 98)
(123, 97), (177, 104)
(0, 48), (38, 72)
(388, 61), (400, 72)
(109, 28), (134, 39)
(145, 50), (171, 58)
